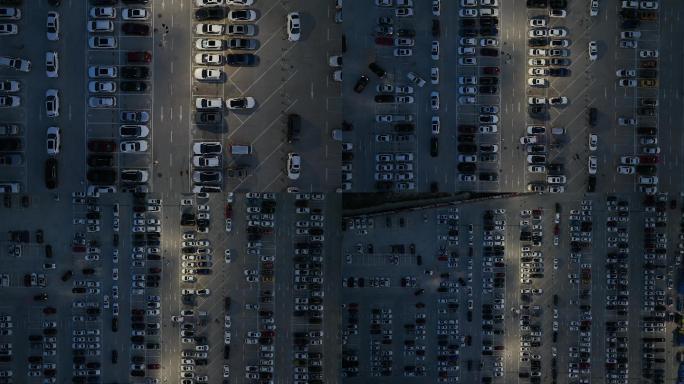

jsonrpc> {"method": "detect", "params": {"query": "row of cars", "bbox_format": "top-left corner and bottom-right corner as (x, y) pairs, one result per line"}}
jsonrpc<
(456, 0), (502, 184)
(290, 193), (327, 383)
(0, 3), (29, 190)
(614, 1), (661, 195)
(177, 198), (215, 384)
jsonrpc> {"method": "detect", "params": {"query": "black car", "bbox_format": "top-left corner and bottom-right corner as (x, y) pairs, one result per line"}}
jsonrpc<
(121, 66), (150, 79)
(550, 58), (570, 66)
(457, 163), (476, 173)
(589, 107), (597, 126)
(480, 28), (499, 37)
(459, 28), (477, 37)
(225, 53), (257, 66)
(638, 69), (657, 79)
(480, 153), (497, 162)
(622, 19), (639, 29)
(431, 19), (440, 37)
(458, 144), (477, 154)
(122, 22), (150, 35)
(479, 85), (497, 94)
(549, 0), (567, 8)
(529, 105), (547, 119)
(547, 163), (563, 173)
(637, 107), (656, 116)
(196, 111), (222, 124)
(121, 81), (147, 92)
(637, 126), (656, 135)
(45, 158), (58, 189)
(460, 19), (476, 27)
(0, 138), (21, 151)
(479, 77), (498, 85)
(87, 155), (113, 167)
(528, 38), (548, 47)
(353, 75), (369, 93)
(549, 67), (570, 77)
(396, 29), (415, 37)
(527, 0), (548, 8)
(195, 7), (228, 21)
(87, 169), (116, 184)
(374, 94), (395, 103)
(479, 172), (498, 181)
(480, 48), (499, 57)
(458, 124), (477, 133)
(368, 62), (386, 78)
(458, 135), (475, 143)
(430, 137), (438, 157)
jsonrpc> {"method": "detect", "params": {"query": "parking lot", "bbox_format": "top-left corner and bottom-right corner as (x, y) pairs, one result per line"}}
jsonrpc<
(340, 191), (682, 384)
(339, 0), (684, 194)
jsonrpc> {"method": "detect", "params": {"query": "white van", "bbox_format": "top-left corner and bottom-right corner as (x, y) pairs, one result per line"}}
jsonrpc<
(230, 145), (252, 155)
(87, 20), (114, 33)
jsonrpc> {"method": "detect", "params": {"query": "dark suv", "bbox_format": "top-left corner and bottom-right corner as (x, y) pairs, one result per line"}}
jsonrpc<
(368, 62), (386, 78)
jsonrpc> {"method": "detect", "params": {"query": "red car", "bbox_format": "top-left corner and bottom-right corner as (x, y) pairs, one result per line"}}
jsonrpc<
(482, 66), (499, 75)
(225, 204), (233, 218)
(43, 307), (56, 315)
(147, 363), (160, 370)
(87, 140), (116, 152)
(374, 36), (393, 46)
(148, 268), (161, 274)
(72, 245), (86, 253)
(640, 155), (659, 164)
(127, 51), (152, 63)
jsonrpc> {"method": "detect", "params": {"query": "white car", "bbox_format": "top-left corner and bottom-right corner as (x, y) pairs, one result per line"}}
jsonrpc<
(431, 67), (439, 84)
(195, 23), (224, 35)
(588, 156), (597, 174)
(616, 69), (636, 77)
(528, 69), (548, 77)
(480, 38), (498, 47)
(45, 52), (58, 78)
(121, 140), (149, 153)
(459, 57), (476, 65)
(226, 97), (255, 109)
(407, 72), (426, 87)
(431, 116), (440, 135)
(549, 28), (567, 37)
(528, 97), (546, 105)
(193, 155), (221, 168)
(196, 38), (224, 50)
(619, 79), (637, 87)
(549, 97), (567, 105)
(227, 0), (254, 4)
(46, 127), (60, 155)
(287, 12), (301, 41)
(460, 8), (478, 17)
(528, 29), (547, 37)
(640, 1), (658, 9)
(588, 41), (598, 60)
(460, 37), (476, 46)
(529, 49), (547, 57)
(617, 166), (634, 174)
(89, 36), (117, 49)
(87, 20), (113, 32)
(88, 65), (117, 78)
(620, 156), (639, 165)
(287, 152), (301, 180)
(479, 125), (497, 134)
(0, 80), (19, 92)
(431, 40), (439, 60)
(529, 17), (546, 27)
(459, 86), (477, 95)
(395, 7), (413, 17)
(228, 9), (257, 21)
(0, 23), (17, 35)
(528, 78), (546, 87)
(88, 96), (116, 108)
(122, 8), (149, 20)
(639, 49), (658, 58)
(46, 12), (59, 41)
(88, 81), (116, 93)
(195, 53), (223, 65)
(195, 97), (223, 110)
(45, 89), (59, 117)
(459, 47), (476, 55)
(430, 91), (439, 111)
(528, 58), (547, 66)
(196, 0), (224, 6)
(589, 134), (597, 151)
(90, 7), (116, 19)
(194, 68), (223, 81)
(394, 48), (412, 57)
(520, 136), (538, 144)
(528, 165), (545, 173)
(547, 175), (566, 184)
